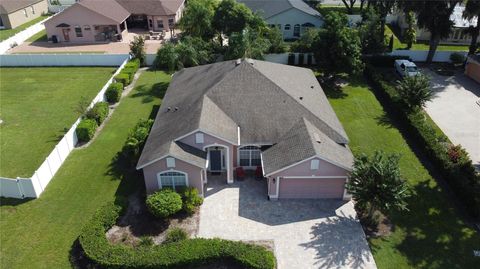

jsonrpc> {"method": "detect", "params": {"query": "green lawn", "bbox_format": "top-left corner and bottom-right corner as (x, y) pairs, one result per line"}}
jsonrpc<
(27, 29), (48, 42)
(0, 16), (49, 41)
(385, 25), (470, 51)
(0, 70), (169, 269)
(327, 78), (479, 269)
(0, 67), (115, 178)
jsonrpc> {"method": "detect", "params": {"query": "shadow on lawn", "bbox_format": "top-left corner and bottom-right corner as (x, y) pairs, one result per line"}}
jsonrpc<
(131, 81), (169, 104)
(365, 82), (480, 268)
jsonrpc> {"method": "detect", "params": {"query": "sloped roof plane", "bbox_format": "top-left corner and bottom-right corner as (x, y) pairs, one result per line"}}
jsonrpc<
(238, 0), (321, 19)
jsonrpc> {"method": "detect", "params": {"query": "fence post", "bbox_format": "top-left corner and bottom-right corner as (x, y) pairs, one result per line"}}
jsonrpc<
(46, 157), (54, 178)
(16, 178), (25, 198)
(56, 144), (63, 162)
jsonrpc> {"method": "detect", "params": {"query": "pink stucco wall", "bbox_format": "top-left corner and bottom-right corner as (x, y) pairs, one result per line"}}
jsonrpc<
(267, 157), (350, 197)
(142, 157), (203, 195)
(178, 131), (234, 181)
(147, 1), (185, 31)
(44, 4), (124, 43)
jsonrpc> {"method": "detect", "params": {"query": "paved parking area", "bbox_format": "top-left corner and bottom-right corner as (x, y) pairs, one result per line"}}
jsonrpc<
(423, 69), (480, 169)
(197, 178), (376, 269)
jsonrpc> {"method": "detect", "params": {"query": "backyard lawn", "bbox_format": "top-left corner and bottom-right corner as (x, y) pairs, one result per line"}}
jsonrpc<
(0, 70), (169, 269)
(0, 15), (49, 41)
(327, 78), (479, 269)
(0, 67), (115, 178)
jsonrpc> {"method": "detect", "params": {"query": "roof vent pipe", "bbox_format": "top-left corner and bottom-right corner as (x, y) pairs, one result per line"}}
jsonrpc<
(235, 59), (242, 66)
(166, 107), (171, 112)
(174, 107), (179, 111)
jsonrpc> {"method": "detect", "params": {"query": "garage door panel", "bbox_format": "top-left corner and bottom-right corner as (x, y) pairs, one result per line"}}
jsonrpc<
(279, 178), (345, 199)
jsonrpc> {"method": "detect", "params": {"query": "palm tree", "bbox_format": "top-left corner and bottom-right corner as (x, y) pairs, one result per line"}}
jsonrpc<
(463, 0), (480, 55)
(396, 74), (432, 111)
(346, 151), (410, 223)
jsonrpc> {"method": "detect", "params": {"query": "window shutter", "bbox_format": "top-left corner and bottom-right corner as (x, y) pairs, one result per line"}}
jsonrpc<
(166, 157), (176, 168)
(310, 159), (319, 170)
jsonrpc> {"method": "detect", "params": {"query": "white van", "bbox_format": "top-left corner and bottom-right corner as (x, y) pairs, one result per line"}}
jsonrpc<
(394, 60), (420, 78)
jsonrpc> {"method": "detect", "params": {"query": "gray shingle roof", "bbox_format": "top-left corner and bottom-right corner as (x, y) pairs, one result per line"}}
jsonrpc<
(238, 0), (320, 19)
(78, 0), (130, 24)
(262, 118), (354, 175)
(116, 0), (184, 16)
(137, 59), (350, 170)
(0, 0), (44, 14)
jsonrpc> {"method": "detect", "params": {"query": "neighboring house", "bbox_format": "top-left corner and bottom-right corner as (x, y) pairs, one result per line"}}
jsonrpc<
(465, 54), (480, 84)
(137, 59), (354, 200)
(396, 4), (478, 45)
(238, 0), (323, 39)
(0, 0), (48, 29)
(44, 0), (185, 43)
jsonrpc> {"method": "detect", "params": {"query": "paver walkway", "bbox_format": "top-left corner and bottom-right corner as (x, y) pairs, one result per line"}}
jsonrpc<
(198, 177), (377, 269)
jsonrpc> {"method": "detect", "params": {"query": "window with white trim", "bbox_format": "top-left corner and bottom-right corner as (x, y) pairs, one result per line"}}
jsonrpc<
(195, 133), (204, 144)
(284, 24), (291, 30)
(166, 157), (175, 168)
(239, 146), (261, 167)
(293, 24), (300, 37)
(311, 159), (319, 170)
(159, 171), (186, 190)
(74, 25), (83, 37)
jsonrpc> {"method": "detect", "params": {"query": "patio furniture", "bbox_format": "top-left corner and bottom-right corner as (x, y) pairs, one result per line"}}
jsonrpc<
(255, 166), (263, 181)
(235, 167), (246, 181)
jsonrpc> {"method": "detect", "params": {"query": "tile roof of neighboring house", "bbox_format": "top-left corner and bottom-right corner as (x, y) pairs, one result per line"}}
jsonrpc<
(115, 0), (184, 16)
(77, 0), (130, 24)
(0, 0), (44, 14)
(137, 59), (350, 170)
(238, 0), (321, 19)
(262, 118), (354, 175)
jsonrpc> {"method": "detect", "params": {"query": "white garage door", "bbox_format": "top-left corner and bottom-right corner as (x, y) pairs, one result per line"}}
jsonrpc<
(279, 178), (345, 199)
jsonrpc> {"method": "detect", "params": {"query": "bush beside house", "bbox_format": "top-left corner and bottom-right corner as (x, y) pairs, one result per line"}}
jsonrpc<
(146, 189), (183, 218)
(364, 65), (480, 219)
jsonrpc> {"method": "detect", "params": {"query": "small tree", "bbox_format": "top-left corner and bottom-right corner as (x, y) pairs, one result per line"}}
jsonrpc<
(312, 12), (363, 78)
(264, 27), (287, 53)
(153, 43), (180, 71)
(404, 11), (417, 49)
(212, 0), (253, 46)
(358, 7), (386, 54)
(396, 74), (432, 111)
(226, 27), (270, 60)
(178, 0), (217, 40)
(129, 36), (146, 65)
(346, 151), (410, 223)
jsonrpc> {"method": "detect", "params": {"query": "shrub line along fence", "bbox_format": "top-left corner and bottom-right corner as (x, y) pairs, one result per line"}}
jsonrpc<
(0, 58), (130, 199)
(0, 16), (51, 54)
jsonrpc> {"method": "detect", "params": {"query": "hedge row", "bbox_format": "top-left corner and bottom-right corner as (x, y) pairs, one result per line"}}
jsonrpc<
(106, 82), (124, 103)
(115, 59), (140, 88)
(76, 102), (110, 143)
(79, 202), (276, 269)
(364, 65), (480, 219)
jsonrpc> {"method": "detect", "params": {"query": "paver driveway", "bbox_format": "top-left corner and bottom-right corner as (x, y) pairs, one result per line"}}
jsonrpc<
(423, 69), (480, 169)
(198, 178), (377, 269)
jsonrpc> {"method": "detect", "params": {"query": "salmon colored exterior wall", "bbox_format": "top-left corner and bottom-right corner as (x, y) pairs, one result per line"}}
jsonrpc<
(178, 131), (235, 182)
(142, 157), (203, 195)
(147, 1), (185, 32)
(465, 61), (480, 84)
(267, 157), (350, 198)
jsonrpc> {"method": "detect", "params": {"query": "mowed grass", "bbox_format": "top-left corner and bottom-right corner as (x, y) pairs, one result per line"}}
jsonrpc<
(0, 67), (114, 178)
(327, 78), (480, 268)
(0, 15), (49, 41)
(0, 70), (169, 269)
(27, 29), (48, 42)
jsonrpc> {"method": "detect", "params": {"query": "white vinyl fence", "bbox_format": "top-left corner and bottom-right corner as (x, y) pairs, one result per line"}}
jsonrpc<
(0, 58), (130, 199)
(388, 50), (468, 62)
(0, 53), (129, 66)
(0, 17), (50, 54)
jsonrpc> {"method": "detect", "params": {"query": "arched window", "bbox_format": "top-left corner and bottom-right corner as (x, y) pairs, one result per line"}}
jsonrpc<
(284, 24), (291, 30)
(239, 146), (261, 167)
(158, 171), (187, 190)
(293, 24), (300, 37)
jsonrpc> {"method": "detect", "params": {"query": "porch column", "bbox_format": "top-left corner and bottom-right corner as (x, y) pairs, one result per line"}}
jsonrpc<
(227, 145), (233, 184)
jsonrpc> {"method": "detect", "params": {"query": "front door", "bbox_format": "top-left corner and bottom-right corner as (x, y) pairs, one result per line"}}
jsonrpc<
(62, 28), (70, 42)
(209, 150), (222, 171)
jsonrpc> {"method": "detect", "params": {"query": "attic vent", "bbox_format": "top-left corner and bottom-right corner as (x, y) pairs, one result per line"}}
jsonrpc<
(313, 133), (322, 143)
(299, 96), (303, 100)
(166, 107), (172, 112)
(310, 85), (314, 89)
(236, 59), (242, 66)
(174, 107), (179, 112)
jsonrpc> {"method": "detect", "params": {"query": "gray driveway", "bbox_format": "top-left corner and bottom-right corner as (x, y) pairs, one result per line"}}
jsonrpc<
(423, 69), (480, 169)
(197, 178), (377, 269)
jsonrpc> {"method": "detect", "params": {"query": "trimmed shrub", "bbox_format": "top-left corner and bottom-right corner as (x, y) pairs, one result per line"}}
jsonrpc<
(146, 189), (182, 218)
(449, 52), (465, 65)
(79, 202), (276, 269)
(179, 187), (203, 215)
(86, 102), (109, 125)
(121, 68), (135, 82)
(364, 65), (480, 219)
(115, 73), (130, 87)
(363, 55), (412, 68)
(122, 119), (154, 163)
(164, 228), (188, 244)
(106, 83), (123, 103)
(125, 59), (140, 72)
(76, 119), (98, 143)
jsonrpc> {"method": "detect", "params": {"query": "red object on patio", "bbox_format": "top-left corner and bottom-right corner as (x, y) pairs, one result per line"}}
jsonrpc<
(255, 166), (263, 180)
(236, 167), (245, 180)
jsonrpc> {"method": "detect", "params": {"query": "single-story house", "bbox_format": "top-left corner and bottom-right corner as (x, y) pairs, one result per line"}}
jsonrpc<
(44, 0), (185, 43)
(396, 4), (478, 45)
(0, 0), (48, 29)
(465, 54), (480, 84)
(237, 0), (323, 39)
(137, 59), (354, 200)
